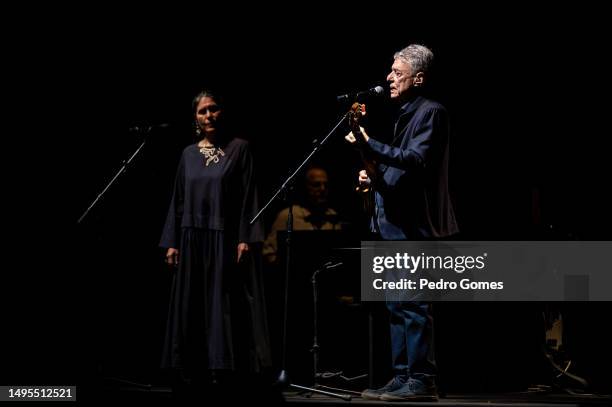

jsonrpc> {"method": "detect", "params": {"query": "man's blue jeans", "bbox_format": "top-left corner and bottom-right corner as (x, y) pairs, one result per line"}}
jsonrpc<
(386, 300), (436, 383)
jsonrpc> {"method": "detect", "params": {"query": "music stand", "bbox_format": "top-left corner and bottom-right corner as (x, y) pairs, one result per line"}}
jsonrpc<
(309, 260), (366, 398)
(274, 233), (370, 398)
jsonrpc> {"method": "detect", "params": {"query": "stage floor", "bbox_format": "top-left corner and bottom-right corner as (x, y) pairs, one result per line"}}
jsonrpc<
(284, 391), (612, 406)
(97, 381), (612, 406)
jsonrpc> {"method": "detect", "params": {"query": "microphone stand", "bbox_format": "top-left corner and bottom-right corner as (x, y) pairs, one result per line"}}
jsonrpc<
(250, 113), (352, 401)
(76, 125), (164, 393)
(77, 126), (156, 224)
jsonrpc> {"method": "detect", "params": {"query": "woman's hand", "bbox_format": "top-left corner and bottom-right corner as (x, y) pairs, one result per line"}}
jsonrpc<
(165, 248), (179, 267)
(237, 242), (250, 263)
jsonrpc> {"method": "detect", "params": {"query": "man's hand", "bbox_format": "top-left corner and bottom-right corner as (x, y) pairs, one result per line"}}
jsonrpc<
(358, 169), (371, 188)
(344, 126), (369, 144)
(237, 242), (250, 263)
(166, 248), (179, 267)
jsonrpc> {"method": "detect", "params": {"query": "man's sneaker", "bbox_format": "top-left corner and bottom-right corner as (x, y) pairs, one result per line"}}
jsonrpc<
(379, 378), (439, 401)
(361, 376), (406, 400)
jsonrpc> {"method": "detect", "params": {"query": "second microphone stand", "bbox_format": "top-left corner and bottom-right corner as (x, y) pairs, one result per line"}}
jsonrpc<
(250, 112), (352, 401)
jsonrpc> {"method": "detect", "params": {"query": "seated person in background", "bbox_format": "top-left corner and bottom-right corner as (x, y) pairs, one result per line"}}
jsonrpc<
(263, 166), (342, 264)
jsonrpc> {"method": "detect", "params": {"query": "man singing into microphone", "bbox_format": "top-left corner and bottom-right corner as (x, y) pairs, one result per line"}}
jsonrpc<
(346, 44), (459, 401)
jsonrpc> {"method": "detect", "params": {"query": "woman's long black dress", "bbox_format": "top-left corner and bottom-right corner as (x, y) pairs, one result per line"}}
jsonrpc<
(160, 137), (271, 373)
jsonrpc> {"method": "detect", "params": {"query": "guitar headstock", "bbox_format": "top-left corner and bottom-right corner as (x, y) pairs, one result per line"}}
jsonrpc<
(345, 103), (367, 144)
(348, 102), (366, 130)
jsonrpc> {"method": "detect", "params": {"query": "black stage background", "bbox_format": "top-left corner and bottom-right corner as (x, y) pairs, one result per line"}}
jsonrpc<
(3, 6), (612, 401)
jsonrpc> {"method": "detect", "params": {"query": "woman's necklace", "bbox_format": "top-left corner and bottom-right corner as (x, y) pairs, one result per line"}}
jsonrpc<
(198, 141), (225, 166)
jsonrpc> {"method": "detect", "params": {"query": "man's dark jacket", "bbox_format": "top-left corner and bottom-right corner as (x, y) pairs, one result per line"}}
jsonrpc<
(367, 95), (459, 239)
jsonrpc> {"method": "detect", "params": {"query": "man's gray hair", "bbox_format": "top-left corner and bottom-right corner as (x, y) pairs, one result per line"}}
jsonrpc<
(394, 44), (434, 75)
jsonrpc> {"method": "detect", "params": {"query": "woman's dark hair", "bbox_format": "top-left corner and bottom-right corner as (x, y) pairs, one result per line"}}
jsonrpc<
(192, 89), (226, 114)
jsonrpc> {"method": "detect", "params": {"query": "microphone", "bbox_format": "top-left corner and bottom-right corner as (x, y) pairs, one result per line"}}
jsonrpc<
(337, 85), (385, 102)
